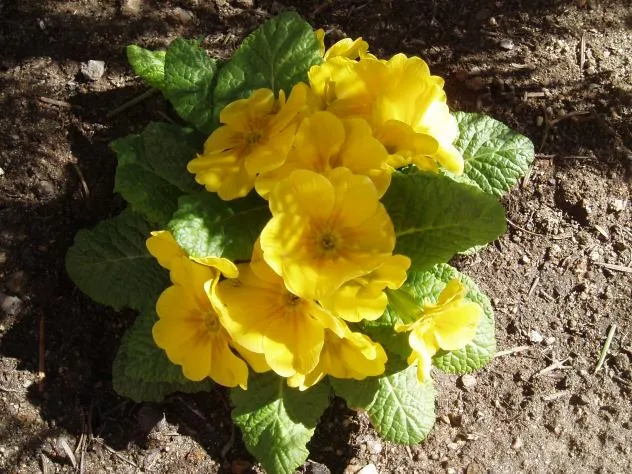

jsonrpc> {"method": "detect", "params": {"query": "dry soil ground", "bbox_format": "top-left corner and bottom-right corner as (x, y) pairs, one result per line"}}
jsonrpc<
(1, 1), (631, 473)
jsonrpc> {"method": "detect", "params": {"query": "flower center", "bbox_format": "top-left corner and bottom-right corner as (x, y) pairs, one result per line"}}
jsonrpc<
(320, 231), (339, 252)
(284, 292), (302, 307)
(204, 311), (221, 333)
(246, 131), (262, 144)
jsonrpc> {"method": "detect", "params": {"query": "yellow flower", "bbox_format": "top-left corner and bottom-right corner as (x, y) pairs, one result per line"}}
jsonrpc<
(153, 258), (249, 388)
(320, 254), (411, 322)
(146, 230), (238, 282)
(288, 322), (387, 391)
(260, 167), (396, 301)
(214, 245), (346, 378)
(308, 53), (464, 174)
(255, 111), (391, 198)
(394, 280), (482, 382)
(187, 83), (309, 200)
(315, 29), (370, 60)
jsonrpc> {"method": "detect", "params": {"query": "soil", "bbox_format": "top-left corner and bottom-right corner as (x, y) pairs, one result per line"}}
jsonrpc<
(1, 0), (631, 473)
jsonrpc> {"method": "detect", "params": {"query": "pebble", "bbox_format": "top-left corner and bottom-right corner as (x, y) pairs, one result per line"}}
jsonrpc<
(499, 39), (515, 50)
(120, 0), (142, 16)
(80, 60), (106, 81)
(36, 180), (55, 198)
(0, 293), (22, 317)
(460, 374), (477, 390)
(529, 330), (544, 343)
(544, 336), (557, 346)
(357, 464), (378, 474)
(171, 7), (195, 24)
(511, 437), (524, 450)
(305, 461), (330, 474)
(0, 167), (4, 177)
(610, 198), (627, 212)
(365, 439), (382, 455)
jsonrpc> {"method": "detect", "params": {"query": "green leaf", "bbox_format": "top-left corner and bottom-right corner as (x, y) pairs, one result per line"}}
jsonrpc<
(404, 264), (496, 373)
(168, 192), (270, 261)
(453, 111), (535, 197)
(65, 209), (169, 312)
(365, 365), (435, 444)
(330, 376), (380, 409)
(113, 309), (213, 402)
(111, 122), (203, 226)
(126, 45), (167, 90)
(383, 171), (506, 271)
(231, 373), (329, 474)
(361, 305), (411, 361)
(213, 11), (321, 121)
(163, 38), (219, 134)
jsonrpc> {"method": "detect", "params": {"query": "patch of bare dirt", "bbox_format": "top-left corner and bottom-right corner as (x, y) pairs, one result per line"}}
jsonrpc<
(1, 1), (630, 473)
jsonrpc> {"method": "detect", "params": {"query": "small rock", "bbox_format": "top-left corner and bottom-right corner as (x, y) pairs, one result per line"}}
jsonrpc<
(365, 439), (382, 455)
(447, 442), (460, 451)
(305, 461), (330, 474)
(610, 198), (627, 213)
(529, 330), (544, 343)
(81, 60), (106, 81)
(544, 336), (556, 346)
(120, 0), (143, 16)
(536, 116), (544, 127)
(234, 0), (254, 7)
(171, 7), (195, 24)
(466, 462), (485, 474)
(36, 180), (55, 198)
(447, 468), (458, 474)
(488, 16), (498, 27)
(0, 167), (4, 178)
(511, 437), (524, 450)
(460, 374), (477, 390)
(357, 464), (378, 474)
(499, 39), (515, 50)
(0, 293), (22, 317)
(520, 255), (531, 264)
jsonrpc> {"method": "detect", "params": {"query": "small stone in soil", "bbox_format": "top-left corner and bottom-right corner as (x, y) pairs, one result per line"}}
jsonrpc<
(530, 330), (544, 343)
(356, 464), (378, 474)
(1, 293), (23, 317)
(36, 180), (55, 198)
(460, 374), (477, 389)
(81, 60), (106, 81)
(305, 461), (331, 474)
(365, 439), (382, 455)
(499, 39), (515, 50)
(511, 437), (524, 450)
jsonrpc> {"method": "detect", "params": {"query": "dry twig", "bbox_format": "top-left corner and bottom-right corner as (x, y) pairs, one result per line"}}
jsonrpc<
(594, 324), (617, 373)
(39, 96), (72, 108)
(593, 262), (632, 273)
(495, 345), (532, 358)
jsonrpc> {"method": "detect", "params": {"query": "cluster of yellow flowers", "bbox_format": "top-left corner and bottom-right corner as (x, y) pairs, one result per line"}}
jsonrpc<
(146, 33), (482, 390)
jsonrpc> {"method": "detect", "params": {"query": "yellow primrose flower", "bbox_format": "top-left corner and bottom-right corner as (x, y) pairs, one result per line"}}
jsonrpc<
(255, 111), (391, 198)
(320, 254), (411, 322)
(309, 53), (464, 174)
(214, 246), (346, 378)
(394, 279), (482, 382)
(315, 29), (370, 60)
(187, 83), (309, 200)
(153, 258), (249, 388)
(146, 230), (238, 282)
(288, 322), (387, 391)
(260, 167), (396, 301)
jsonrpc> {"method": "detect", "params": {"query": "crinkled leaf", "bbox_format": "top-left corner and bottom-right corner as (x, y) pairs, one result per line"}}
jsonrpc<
(113, 309), (213, 402)
(168, 192), (270, 261)
(65, 209), (168, 312)
(329, 376), (380, 409)
(383, 171), (506, 271)
(126, 45), (167, 90)
(111, 122), (203, 226)
(453, 111), (534, 197)
(404, 264), (496, 373)
(213, 11), (321, 121)
(163, 38), (219, 134)
(365, 365), (435, 444)
(231, 373), (329, 474)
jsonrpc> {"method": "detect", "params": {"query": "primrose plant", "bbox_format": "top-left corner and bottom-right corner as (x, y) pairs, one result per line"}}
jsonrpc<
(66, 12), (534, 474)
